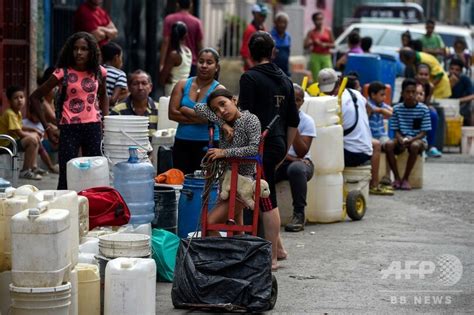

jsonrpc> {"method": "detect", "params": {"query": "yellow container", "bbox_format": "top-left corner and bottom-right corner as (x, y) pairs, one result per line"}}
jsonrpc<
(77, 263), (100, 315)
(445, 116), (464, 146)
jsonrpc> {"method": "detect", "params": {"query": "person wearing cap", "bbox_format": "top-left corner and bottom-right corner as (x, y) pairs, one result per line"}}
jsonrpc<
(318, 68), (373, 168)
(240, 3), (268, 71)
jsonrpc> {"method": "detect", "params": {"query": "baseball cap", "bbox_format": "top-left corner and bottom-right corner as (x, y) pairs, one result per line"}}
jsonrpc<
(318, 68), (338, 93)
(252, 3), (268, 16)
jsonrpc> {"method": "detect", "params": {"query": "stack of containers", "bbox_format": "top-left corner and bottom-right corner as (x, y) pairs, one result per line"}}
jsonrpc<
(103, 116), (152, 166)
(9, 202), (72, 315)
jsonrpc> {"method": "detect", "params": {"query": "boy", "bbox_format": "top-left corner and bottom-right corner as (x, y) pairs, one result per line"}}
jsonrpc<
(367, 81), (393, 194)
(101, 42), (129, 107)
(385, 79), (431, 190)
(0, 86), (43, 180)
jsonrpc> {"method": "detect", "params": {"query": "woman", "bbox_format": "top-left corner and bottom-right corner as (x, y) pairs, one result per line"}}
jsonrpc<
(168, 48), (224, 175)
(29, 32), (108, 189)
(159, 21), (192, 96)
(304, 12), (335, 81)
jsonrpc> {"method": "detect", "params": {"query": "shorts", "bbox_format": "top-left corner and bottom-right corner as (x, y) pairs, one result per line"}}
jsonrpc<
(344, 149), (372, 167)
(378, 135), (390, 147)
(393, 138), (427, 155)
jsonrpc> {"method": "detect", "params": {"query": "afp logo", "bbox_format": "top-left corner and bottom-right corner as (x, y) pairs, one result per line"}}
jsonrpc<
(381, 254), (463, 286)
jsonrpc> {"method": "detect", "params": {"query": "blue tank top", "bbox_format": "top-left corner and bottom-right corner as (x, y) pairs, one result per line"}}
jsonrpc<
(176, 77), (220, 141)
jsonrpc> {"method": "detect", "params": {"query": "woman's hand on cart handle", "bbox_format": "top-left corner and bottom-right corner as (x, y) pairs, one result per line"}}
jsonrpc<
(205, 148), (226, 161)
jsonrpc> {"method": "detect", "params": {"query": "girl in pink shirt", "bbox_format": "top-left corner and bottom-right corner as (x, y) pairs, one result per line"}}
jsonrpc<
(30, 32), (108, 189)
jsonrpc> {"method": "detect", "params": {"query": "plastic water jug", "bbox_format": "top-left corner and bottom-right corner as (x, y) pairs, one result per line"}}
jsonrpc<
(27, 190), (80, 266)
(306, 172), (344, 223)
(312, 124), (344, 175)
(304, 96), (340, 127)
(10, 282), (71, 315)
(11, 203), (71, 287)
(104, 258), (156, 315)
(158, 96), (178, 130)
(113, 147), (155, 224)
(67, 156), (110, 192)
(0, 186), (38, 272)
(77, 263), (100, 315)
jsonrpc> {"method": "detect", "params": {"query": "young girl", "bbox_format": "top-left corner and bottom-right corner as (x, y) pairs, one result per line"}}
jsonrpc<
(159, 21), (192, 96)
(194, 89), (261, 236)
(30, 32), (108, 189)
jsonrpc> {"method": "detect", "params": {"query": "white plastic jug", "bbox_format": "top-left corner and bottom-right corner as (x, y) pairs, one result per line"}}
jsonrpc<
(0, 186), (38, 272)
(76, 263), (100, 315)
(151, 128), (176, 170)
(104, 257), (156, 315)
(67, 156), (110, 192)
(311, 124), (344, 175)
(158, 96), (178, 130)
(70, 268), (78, 315)
(11, 203), (71, 287)
(304, 96), (340, 127)
(9, 282), (71, 315)
(306, 172), (344, 223)
(27, 190), (80, 267)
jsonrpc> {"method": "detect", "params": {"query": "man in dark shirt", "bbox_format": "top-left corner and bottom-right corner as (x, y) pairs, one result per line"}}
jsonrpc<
(449, 59), (474, 126)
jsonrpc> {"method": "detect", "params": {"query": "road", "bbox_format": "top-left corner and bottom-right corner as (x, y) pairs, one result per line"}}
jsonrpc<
(15, 154), (474, 314)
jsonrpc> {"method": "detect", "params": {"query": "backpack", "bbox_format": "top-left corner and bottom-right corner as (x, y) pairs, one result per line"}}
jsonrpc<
(78, 186), (131, 230)
(343, 89), (360, 136)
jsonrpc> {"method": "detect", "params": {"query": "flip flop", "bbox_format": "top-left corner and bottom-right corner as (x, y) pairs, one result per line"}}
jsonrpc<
(392, 180), (402, 189)
(369, 186), (394, 196)
(400, 180), (412, 190)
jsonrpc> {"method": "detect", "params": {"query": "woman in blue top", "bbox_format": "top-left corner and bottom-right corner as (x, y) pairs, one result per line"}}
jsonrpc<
(168, 48), (224, 175)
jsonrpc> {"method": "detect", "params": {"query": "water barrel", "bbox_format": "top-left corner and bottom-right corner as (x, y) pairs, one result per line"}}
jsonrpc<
(177, 174), (218, 238)
(153, 186), (178, 233)
(378, 53), (397, 100)
(345, 53), (381, 87)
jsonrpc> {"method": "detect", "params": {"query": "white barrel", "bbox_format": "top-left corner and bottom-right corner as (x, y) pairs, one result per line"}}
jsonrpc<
(99, 233), (150, 259)
(0, 186), (38, 272)
(70, 268), (78, 315)
(104, 258), (156, 315)
(78, 196), (89, 238)
(343, 165), (372, 206)
(27, 190), (80, 267)
(304, 96), (340, 127)
(11, 205), (71, 287)
(76, 263), (100, 315)
(158, 96), (178, 130)
(312, 125), (344, 175)
(9, 282), (71, 315)
(306, 172), (344, 223)
(67, 156), (110, 192)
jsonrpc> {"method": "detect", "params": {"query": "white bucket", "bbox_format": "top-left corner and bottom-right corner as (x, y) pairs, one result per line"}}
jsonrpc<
(67, 157), (110, 192)
(9, 282), (72, 315)
(76, 263), (100, 315)
(343, 165), (371, 205)
(104, 258), (156, 315)
(306, 172), (344, 223)
(98, 233), (150, 258)
(312, 125), (344, 175)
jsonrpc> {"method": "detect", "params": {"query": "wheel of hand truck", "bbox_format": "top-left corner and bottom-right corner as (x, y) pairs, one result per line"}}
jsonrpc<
(346, 190), (366, 221)
(267, 274), (278, 310)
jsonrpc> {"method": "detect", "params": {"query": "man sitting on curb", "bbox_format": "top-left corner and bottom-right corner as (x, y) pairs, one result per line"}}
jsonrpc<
(276, 83), (316, 232)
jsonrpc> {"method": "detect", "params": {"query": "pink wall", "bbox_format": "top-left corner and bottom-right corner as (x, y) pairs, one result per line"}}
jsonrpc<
(304, 0), (334, 34)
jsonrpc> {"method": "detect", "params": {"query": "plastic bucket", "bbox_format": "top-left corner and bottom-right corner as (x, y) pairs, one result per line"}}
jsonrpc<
(343, 165), (372, 205)
(177, 174), (218, 238)
(152, 186), (178, 233)
(98, 233), (150, 258)
(9, 282), (71, 315)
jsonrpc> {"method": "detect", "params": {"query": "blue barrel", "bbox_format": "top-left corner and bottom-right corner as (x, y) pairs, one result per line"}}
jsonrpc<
(378, 53), (397, 100)
(344, 53), (381, 87)
(177, 174), (218, 238)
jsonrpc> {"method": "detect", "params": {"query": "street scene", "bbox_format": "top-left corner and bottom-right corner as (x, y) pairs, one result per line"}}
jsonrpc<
(0, 0), (473, 314)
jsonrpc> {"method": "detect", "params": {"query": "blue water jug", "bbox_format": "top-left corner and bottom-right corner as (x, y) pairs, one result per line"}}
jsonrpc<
(177, 173), (218, 238)
(113, 147), (155, 224)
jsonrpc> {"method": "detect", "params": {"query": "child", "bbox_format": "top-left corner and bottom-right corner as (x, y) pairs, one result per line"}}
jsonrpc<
(366, 81), (393, 195)
(0, 86), (42, 180)
(101, 41), (128, 107)
(194, 89), (261, 235)
(30, 32), (108, 189)
(385, 78), (431, 190)
(159, 21), (192, 96)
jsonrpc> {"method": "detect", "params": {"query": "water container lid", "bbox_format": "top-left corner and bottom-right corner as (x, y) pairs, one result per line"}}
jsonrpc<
(128, 146), (139, 163)
(9, 282), (72, 293)
(121, 260), (133, 269)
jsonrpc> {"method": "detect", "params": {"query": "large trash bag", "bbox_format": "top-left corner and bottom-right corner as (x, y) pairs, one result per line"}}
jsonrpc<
(171, 235), (274, 312)
(151, 228), (180, 282)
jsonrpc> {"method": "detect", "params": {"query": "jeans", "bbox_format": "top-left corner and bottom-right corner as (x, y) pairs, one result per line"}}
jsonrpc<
(275, 159), (314, 218)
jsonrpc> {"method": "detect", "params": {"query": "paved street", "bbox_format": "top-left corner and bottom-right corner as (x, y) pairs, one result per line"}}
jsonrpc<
(15, 154), (474, 314)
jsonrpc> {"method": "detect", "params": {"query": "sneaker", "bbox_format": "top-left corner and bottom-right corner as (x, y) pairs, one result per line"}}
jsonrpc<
(32, 167), (48, 176)
(380, 176), (392, 186)
(285, 215), (305, 232)
(49, 164), (60, 174)
(19, 169), (42, 180)
(427, 147), (442, 158)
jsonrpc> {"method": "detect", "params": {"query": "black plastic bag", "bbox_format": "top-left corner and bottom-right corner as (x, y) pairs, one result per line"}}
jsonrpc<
(171, 235), (274, 312)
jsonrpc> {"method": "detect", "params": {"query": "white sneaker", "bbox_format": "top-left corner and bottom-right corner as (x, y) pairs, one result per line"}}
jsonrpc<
(19, 169), (42, 180)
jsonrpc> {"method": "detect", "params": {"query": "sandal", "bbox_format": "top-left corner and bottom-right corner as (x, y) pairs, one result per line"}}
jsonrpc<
(369, 185), (394, 196)
(392, 180), (401, 190)
(380, 176), (392, 186)
(400, 180), (412, 190)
